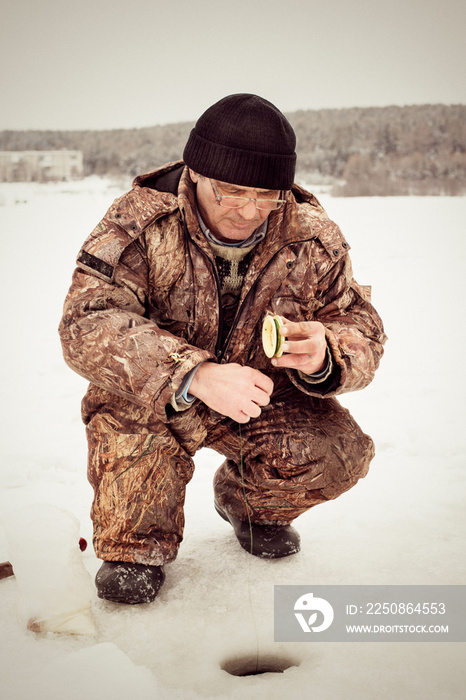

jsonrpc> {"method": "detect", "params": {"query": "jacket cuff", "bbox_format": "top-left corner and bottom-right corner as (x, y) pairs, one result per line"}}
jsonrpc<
(296, 348), (333, 385)
(170, 364), (201, 412)
(139, 348), (214, 420)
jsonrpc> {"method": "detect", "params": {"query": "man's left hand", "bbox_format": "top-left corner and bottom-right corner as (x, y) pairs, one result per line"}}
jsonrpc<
(271, 319), (328, 375)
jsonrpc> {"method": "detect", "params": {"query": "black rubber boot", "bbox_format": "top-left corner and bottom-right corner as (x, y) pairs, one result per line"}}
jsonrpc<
(214, 501), (300, 558)
(95, 561), (165, 604)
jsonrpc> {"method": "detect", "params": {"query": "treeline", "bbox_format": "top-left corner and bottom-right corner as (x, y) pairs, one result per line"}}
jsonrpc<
(292, 104), (466, 196)
(1, 104), (465, 195)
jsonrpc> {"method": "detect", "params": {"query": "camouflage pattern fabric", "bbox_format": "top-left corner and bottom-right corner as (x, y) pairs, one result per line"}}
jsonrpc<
(59, 162), (387, 565)
(86, 412), (199, 565)
(211, 388), (374, 525)
(86, 387), (373, 565)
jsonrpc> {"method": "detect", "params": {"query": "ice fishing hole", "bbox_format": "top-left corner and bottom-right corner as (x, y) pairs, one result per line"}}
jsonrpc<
(221, 653), (298, 677)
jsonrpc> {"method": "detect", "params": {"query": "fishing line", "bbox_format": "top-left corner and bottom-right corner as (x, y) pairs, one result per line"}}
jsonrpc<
(238, 422), (260, 673)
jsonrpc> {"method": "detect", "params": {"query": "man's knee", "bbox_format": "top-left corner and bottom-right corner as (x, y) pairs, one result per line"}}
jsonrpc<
(212, 396), (375, 522)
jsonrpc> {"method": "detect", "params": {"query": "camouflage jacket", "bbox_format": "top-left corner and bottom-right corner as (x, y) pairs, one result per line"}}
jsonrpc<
(59, 162), (387, 426)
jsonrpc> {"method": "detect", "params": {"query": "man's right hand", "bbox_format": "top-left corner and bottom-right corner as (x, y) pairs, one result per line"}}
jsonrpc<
(188, 362), (274, 424)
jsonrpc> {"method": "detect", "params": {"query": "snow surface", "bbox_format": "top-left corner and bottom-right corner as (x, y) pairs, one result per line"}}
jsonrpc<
(0, 178), (465, 699)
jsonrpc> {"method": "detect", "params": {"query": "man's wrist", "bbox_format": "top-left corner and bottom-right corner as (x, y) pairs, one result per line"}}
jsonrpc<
(298, 348), (333, 384)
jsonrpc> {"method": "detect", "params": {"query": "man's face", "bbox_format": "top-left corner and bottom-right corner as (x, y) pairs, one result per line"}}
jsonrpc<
(190, 171), (280, 243)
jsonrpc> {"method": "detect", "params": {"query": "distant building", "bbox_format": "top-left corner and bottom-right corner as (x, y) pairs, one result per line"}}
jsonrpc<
(0, 150), (83, 182)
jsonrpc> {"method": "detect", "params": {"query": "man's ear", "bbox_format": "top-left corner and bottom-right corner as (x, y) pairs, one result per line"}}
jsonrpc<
(189, 169), (200, 183)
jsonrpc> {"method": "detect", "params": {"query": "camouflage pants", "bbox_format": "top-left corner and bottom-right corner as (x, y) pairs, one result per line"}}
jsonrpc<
(86, 385), (374, 566)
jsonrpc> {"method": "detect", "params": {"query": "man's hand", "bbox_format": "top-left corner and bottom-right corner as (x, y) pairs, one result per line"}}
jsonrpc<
(271, 319), (328, 375)
(189, 362), (274, 424)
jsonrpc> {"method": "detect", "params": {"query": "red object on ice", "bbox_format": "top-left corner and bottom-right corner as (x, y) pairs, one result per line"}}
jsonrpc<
(79, 537), (88, 552)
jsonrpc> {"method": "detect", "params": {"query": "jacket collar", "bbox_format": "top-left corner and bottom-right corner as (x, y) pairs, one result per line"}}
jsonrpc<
(132, 160), (185, 192)
(132, 161), (327, 254)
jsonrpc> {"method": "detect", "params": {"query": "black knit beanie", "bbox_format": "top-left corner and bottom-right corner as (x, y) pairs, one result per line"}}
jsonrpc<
(183, 94), (296, 190)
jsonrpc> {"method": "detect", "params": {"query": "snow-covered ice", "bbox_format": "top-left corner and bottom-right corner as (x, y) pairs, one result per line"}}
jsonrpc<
(0, 178), (465, 699)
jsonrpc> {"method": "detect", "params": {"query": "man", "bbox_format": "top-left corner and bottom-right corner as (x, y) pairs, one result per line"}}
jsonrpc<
(59, 94), (386, 604)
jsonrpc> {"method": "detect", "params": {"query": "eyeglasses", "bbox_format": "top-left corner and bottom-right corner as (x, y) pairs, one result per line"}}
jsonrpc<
(210, 179), (286, 211)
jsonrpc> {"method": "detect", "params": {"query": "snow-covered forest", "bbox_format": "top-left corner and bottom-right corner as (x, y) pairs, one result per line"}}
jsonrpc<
(1, 104), (465, 195)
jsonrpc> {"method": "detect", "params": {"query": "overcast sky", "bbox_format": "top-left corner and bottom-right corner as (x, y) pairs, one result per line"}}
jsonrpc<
(1, 0), (465, 131)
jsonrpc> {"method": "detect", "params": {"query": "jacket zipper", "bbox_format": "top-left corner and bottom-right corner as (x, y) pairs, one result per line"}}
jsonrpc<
(184, 220), (225, 360)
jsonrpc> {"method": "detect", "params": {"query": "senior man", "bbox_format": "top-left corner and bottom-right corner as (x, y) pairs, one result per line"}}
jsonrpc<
(59, 93), (386, 604)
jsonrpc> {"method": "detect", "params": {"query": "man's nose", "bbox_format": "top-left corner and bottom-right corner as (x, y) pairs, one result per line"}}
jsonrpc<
(238, 199), (259, 219)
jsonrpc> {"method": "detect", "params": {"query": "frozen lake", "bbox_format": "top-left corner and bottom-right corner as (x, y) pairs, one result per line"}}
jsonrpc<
(0, 178), (465, 699)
